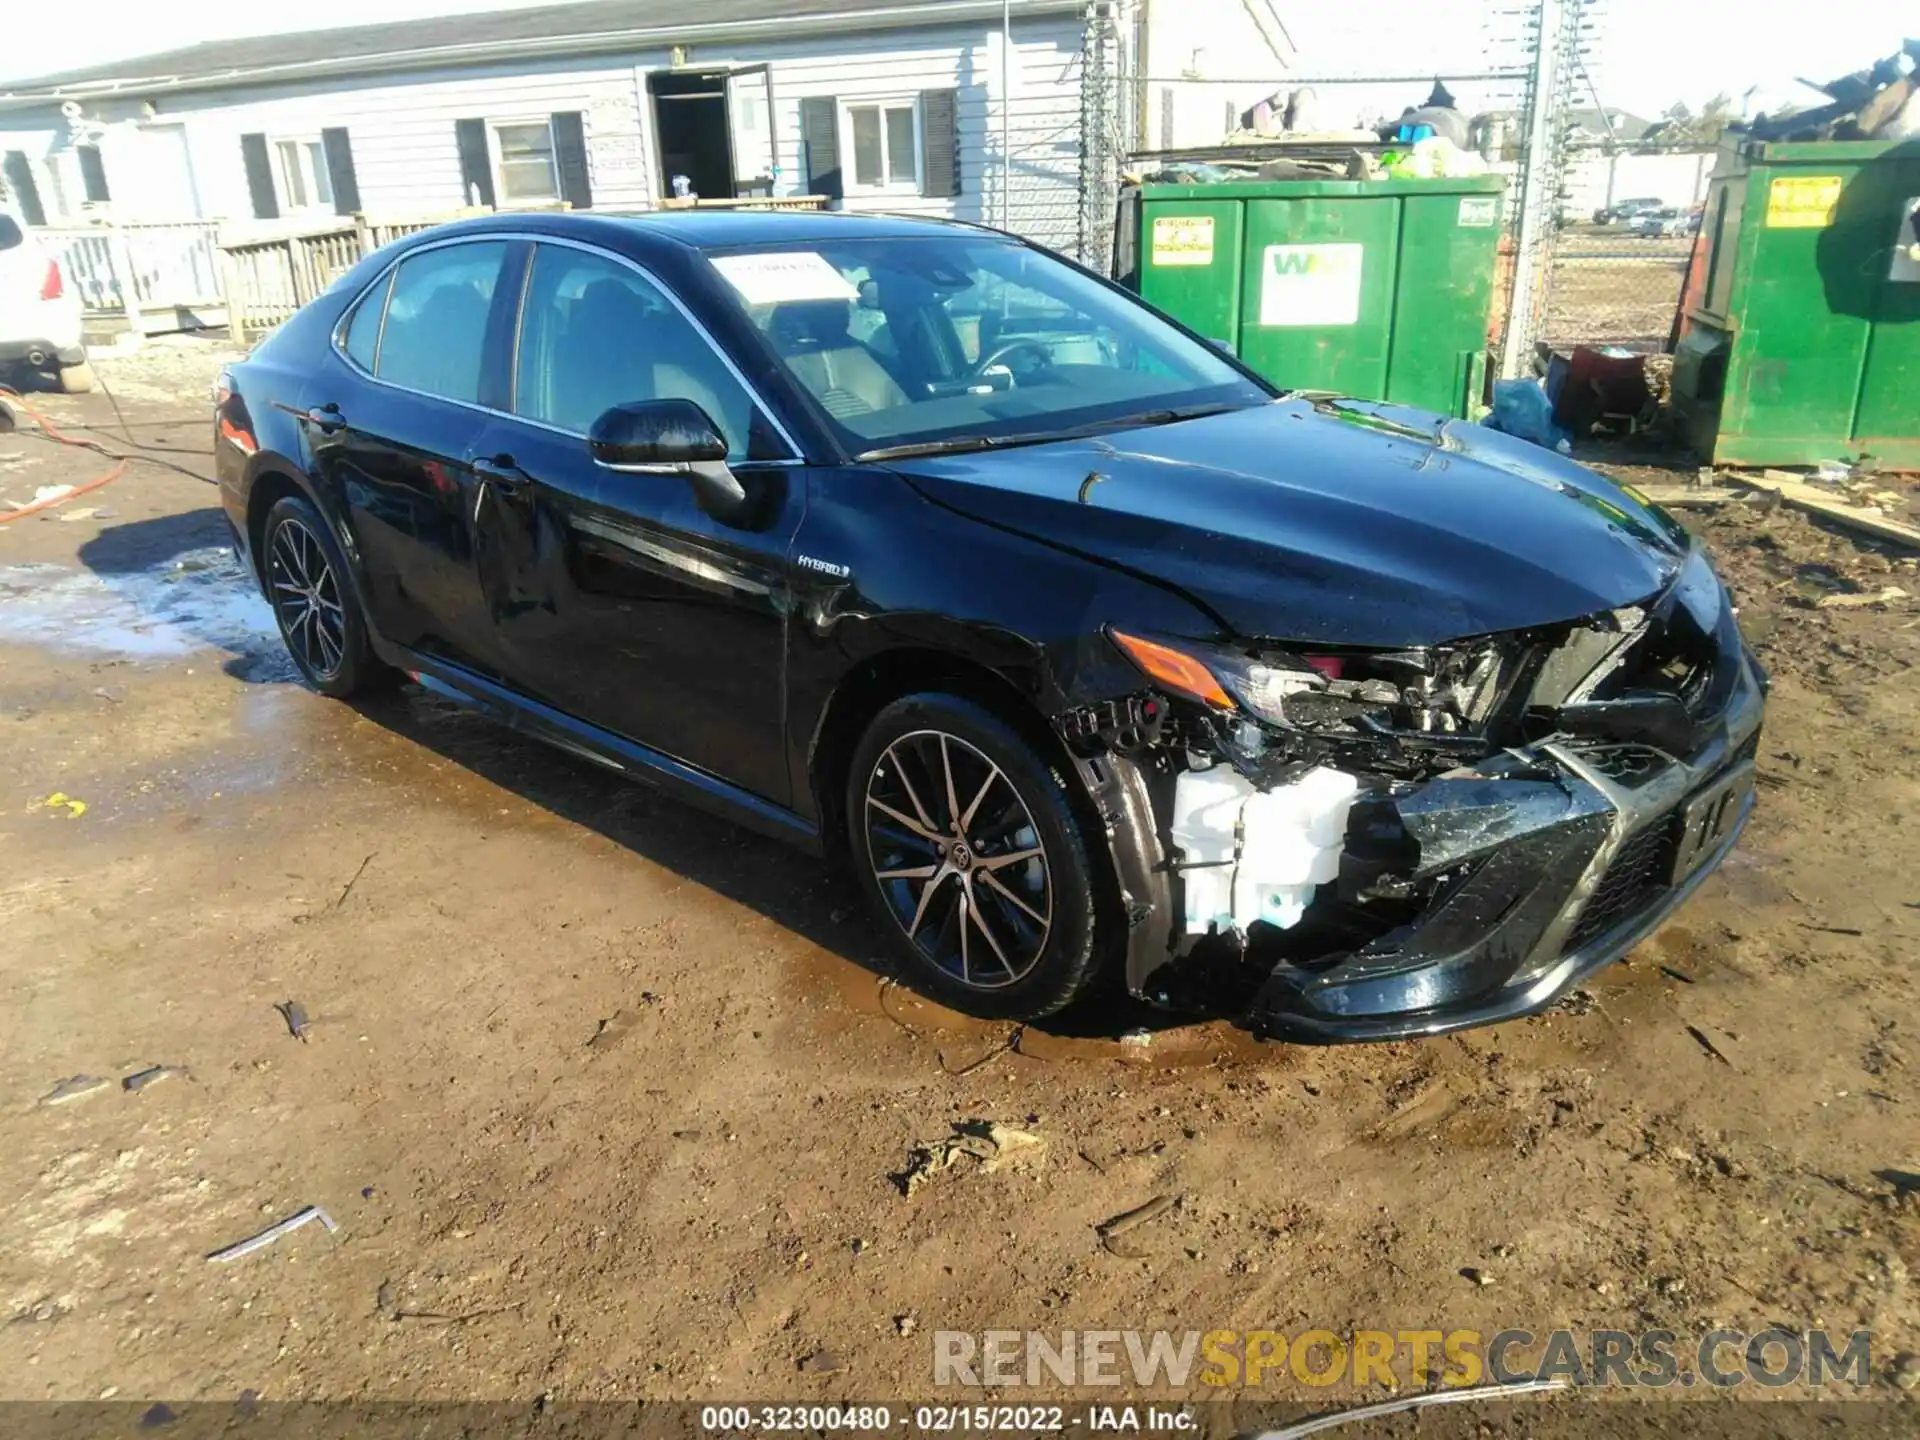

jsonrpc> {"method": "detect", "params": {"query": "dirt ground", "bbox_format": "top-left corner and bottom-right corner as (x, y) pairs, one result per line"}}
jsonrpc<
(2, 341), (1918, 1427)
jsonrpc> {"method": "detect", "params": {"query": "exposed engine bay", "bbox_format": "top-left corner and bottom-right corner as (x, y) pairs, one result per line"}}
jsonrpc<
(1056, 546), (1767, 1043)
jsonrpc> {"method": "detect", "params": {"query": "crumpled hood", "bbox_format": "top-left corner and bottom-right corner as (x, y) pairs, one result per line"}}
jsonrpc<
(888, 396), (1694, 647)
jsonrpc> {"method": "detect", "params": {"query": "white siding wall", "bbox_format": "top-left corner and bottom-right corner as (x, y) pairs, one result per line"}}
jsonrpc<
(160, 59), (656, 225)
(0, 12), (1091, 256)
(746, 18), (1087, 254)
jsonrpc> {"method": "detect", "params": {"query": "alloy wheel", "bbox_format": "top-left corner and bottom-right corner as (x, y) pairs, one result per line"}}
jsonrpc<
(863, 729), (1053, 989)
(268, 517), (347, 680)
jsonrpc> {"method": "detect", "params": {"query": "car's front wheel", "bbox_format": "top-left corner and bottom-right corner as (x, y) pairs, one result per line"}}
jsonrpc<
(847, 694), (1105, 1020)
(261, 494), (383, 697)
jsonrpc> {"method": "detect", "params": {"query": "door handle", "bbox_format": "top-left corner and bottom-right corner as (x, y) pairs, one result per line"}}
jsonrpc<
(472, 455), (530, 496)
(272, 400), (347, 433)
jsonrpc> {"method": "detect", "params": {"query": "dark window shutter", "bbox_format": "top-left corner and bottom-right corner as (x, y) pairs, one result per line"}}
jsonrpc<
(551, 111), (591, 210)
(240, 132), (279, 220)
(455, 118), (495, 208)
(919, 89), (959, 198)
(321, 128), (360, 215)
(77, 145), (110, 203)
(800, 96), (841, 202)
(3, 151), (47, 225)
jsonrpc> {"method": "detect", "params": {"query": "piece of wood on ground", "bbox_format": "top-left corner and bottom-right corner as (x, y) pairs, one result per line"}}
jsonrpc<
(1633, 485), (1744, 508)
(1728, 471), (1920, 550)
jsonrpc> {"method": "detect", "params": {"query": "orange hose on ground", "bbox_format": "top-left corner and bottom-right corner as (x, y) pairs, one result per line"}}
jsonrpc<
(0, 384), (136, 523)
(0, 458), (130, 524)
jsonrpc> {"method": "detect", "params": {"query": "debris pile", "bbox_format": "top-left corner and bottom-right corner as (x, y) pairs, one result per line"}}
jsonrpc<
(1743, 41), (1919, 142)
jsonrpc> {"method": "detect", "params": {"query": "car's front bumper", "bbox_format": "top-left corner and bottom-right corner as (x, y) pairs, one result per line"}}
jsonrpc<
(1246, 634), (1767, 1044)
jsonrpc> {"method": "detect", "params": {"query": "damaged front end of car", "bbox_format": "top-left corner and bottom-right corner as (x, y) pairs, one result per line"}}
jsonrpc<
(1057, 546), (1766, 1043)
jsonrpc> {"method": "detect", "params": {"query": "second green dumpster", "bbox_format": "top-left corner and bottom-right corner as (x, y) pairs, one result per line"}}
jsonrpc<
(1115, 176), (1506, 418)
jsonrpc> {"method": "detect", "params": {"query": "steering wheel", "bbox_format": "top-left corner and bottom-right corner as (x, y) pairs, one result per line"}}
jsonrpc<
(971, 338), (1054, 382)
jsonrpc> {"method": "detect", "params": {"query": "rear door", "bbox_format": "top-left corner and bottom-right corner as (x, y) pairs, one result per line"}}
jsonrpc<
(305, 237), (522, 678)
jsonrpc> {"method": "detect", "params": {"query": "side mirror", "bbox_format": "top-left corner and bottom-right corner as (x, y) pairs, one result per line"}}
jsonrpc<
(588, 398), (750, 522)
(588, 398), (727, 470)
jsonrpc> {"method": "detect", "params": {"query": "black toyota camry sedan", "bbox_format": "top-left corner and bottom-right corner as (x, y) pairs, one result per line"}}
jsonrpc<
(214, 210), (1764, 1042)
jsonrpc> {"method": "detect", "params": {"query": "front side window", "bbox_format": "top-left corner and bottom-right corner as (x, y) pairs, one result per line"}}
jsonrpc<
(494, 122), (559, 202)
(844, 100), (919, 192)
(512, 244), (773, 461)
(273, 138), (334, 212)
(374, 241), (508, 404)
(710, 237), (1267, 455)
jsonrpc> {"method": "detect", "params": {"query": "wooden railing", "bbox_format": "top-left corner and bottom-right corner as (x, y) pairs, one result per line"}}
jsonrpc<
(221, 211), (490, 341)
(37, 221), (225, 332)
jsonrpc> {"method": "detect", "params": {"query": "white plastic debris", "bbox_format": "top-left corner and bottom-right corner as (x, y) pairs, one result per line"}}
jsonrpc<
(1171, 764), (1359, 935)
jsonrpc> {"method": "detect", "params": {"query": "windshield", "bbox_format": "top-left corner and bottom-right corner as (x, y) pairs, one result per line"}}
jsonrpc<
(706, 235), (1270, 456)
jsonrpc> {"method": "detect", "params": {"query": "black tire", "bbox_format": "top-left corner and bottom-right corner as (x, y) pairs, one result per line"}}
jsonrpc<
(846, 693), (1105, 1020)
(260, 494), (383, 698)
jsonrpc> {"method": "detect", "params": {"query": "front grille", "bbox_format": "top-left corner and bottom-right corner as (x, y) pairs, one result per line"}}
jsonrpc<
(1566, 822), (1673, 951)
(1570, 742), (1667, 787)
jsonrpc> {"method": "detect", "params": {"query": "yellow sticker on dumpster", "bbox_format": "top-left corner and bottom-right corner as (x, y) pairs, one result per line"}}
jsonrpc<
(1766, 175), (1842, 228)
(1151, 216), (1215, 266)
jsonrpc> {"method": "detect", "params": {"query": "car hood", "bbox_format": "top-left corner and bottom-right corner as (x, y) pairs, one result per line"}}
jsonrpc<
(886, 396), (1694, 647)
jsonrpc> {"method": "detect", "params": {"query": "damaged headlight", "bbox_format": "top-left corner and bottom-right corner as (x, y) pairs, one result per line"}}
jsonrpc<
(1110, 629), (1512, 740)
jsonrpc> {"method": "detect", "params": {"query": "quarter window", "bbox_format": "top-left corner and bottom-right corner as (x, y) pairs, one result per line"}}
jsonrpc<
(341, 270), (392, 371)
(844, 100), (919, 192)
(493, 121), (559, 202)
(512, 244), (773, 461)
(374, 241), (508, 405)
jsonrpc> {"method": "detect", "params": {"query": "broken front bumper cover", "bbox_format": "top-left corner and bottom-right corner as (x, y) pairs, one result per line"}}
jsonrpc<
(1244, 644), (1765, 1044)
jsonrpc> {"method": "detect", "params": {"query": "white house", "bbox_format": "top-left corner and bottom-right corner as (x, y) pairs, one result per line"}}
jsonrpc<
(0, 0), (1102, 258)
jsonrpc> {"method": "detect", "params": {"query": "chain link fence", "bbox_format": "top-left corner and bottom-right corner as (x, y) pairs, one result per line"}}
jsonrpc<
(1536, 140), (1717, 353)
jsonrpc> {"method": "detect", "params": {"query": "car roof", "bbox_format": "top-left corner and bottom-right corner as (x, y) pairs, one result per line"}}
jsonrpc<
(409, 208), (1004, 257)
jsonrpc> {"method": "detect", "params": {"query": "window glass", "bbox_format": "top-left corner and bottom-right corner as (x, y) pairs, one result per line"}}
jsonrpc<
(713, 236), (1266, 454)
(850, 108), (883, 189)
(0, 214), (22, 250)
(342, 270), (391, 371)
(496, 123), (557, 201)
(376, 241), (507, 403)
(513, 244), (772, 461)
(885, 107), (916, 185)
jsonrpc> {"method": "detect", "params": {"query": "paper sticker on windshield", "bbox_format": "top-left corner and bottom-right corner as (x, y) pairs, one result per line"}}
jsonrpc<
(1765, 175), (1841, 228)
(1151, 215), (1215, 266)
(711, 252), (859, 306)
(1259, 244), (1363, 327)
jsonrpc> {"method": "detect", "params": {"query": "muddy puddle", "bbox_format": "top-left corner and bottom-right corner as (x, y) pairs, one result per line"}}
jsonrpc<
(0, 547), (289, 676)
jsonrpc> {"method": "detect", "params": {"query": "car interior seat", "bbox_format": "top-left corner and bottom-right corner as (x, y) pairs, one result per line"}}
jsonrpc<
(766, 299), (910, 420)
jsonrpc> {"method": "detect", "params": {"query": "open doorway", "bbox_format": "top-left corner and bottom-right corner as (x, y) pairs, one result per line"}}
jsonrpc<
(648, 66), (776, 203)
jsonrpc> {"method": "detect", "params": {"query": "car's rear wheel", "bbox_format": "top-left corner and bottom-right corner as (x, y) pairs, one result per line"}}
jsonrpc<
(847, 693), (1104, 1020)
(262, 494), (381, 697)
(56, 361), (97, 394)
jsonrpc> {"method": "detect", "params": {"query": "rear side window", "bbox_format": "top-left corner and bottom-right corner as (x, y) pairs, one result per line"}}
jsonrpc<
(341, 270), (392, 371)
(0, 214), (23, 250)
(374, 241), (508, 404)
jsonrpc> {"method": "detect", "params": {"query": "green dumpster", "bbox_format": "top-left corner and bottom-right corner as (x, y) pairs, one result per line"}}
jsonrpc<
(1113, 176), (1506, 418)
(1671, 137), (1920, 469)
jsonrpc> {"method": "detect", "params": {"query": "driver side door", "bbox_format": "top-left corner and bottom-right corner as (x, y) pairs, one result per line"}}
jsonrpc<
(465, 240), (805, 805)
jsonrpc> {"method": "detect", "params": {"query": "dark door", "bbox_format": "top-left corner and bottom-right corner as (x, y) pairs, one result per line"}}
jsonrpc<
(306, 237), (520, 677)
(649, 70), (736, 201)
(466, 240), (804, 803)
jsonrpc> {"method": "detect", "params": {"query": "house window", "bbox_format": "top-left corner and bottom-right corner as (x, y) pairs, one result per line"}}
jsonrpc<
(492, 121), (559, 202)
(273, 138), (334, 212)
(843, 99), (919, 193)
